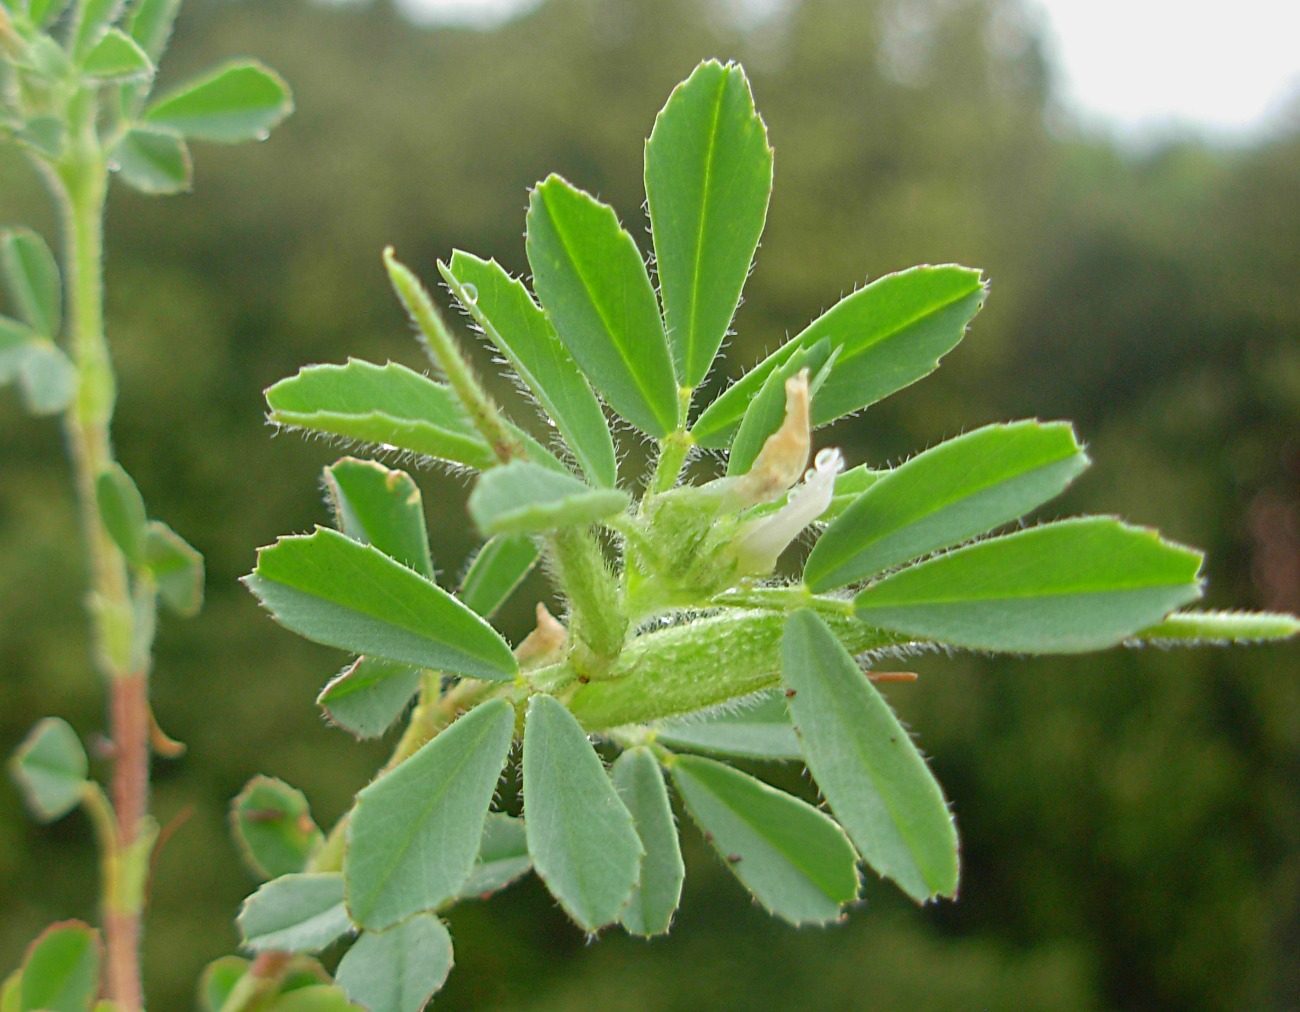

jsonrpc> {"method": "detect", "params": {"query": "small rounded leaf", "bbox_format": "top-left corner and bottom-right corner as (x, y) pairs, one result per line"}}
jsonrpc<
(19, 921), (101, 1012)
(231, 776), (324, 880)
(145, 61), (293, 143)
(335, 915), (453, 1012)
(9, 718), (88, 823)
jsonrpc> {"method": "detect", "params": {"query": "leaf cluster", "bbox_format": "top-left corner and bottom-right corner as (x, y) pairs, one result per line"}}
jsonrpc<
(234, 59), (1299, 1010)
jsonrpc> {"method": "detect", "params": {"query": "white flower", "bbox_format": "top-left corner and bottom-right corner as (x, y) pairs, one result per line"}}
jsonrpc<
(731, 447), (844, 575)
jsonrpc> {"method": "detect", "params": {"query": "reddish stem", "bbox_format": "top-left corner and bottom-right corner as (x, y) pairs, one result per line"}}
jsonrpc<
(106, 672), (150, 1012)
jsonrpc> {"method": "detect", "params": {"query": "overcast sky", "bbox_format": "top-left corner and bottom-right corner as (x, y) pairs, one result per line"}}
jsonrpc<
(395, 0), (1300, 138)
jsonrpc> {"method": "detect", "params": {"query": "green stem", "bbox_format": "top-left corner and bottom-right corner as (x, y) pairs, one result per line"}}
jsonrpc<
(54, 114), (149, 1011)
(547, 526), (627, 677)
(384, 247), (526, 464)
(566, 610), (914, 729)
(648, 428), (693, 496)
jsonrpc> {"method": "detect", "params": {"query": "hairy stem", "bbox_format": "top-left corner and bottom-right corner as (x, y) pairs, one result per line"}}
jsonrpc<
(56, 131), (149, 1010)
(547, 526), (627, 676)
(384, 247), (526, 464)
(566, 610), (914, 729)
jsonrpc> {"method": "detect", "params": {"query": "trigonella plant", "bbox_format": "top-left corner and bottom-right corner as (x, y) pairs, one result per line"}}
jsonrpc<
(241, 62), (1297, 1009)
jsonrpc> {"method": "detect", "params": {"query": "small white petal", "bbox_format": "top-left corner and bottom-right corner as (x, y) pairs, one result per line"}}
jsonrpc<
(732, 448), (844, 574)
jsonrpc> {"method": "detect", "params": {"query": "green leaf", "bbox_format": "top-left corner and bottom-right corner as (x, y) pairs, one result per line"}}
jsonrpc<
(611, 747), (684, 937)
(467, 460), (629, 537)
(244, 527), (518, 681)
(231, 776), (324, 881)
(143, 520), (203, 616)
(335, 915), (453, 1012)
(526, 174), (678, 436)
(126, 0), (181, 60)
(457, 813), (531, 901)
(345, 699), (515, 931)
(805, 420), (1090, 591)
(442, 252), (617, 488)
(1, 228), (61, 337)
(1, 323), (76, 416)
(145, 60), (293, 143)
(653, 690), (802, 760)
(113, 127), (191, 195)
(9, 718), (88, 823)
(237, 873), (350, 953)
(670, 754), (859, 925)
(853, 517), (1204, 653)
(2, 971), (19, 1012)
(15, 117), (65, 161)
(81, 28), (152, 81)
(458, 534), (539, 619)
(267, 985), (362, 1011)
(70, 0), (124, 59)
(782, 610), (957, 902)
(726, 338), (833, 477)
(324, 458), (433, 579)
(522, 695), (643, 931)
(197, 956), (249, 1012)
(820, 464), (884, 522)
(692, 265), (986, 448)
(317, 657), (421, 740)
(15, 341), (76, 415)
(0, 316), (32, 382)
(1132, 609), (1300, 644)
(264, 359), (496, 470)
(19, 921), (101, 1012)
(95, 464), (148, 564)
(28, 0), (74, 27)
(646, 60), (772, 388)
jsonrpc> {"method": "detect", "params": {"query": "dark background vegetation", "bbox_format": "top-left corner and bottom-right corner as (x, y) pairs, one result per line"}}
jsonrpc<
(2, 0), (1298, 1007)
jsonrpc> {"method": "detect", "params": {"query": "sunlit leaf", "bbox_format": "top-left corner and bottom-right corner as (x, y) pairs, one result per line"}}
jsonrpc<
(670, 754), (858, 925)
(468, 460), (629, 537)
(442, 251), (617, 488)
(345, 699), (515, 931)
(853, 517), (1204, 653)
(527, 174), (678, 436)
(265, 359), (496, 470)
(783, 610), (957, 902)
(522, 695), (643, 931)
(692, 265), (986, 447)
(646, 59), (772, 388)
(145, 60), (293, 143)
(324, 457), (433, 579)
(245, 527), (518, 680)
(805, 420), (1090, 591)
(81, 29), (152, 82)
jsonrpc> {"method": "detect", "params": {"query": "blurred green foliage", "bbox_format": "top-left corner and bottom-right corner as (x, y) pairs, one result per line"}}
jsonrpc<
(1, 0), (1297, 1008)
